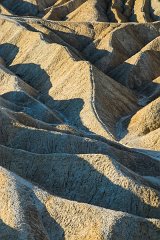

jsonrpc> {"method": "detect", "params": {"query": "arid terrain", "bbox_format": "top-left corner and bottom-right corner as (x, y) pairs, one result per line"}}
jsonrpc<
(0, 0), (160, 239)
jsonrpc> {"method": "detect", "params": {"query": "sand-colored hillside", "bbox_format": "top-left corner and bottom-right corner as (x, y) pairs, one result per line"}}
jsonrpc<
(0, 1), (160, 239)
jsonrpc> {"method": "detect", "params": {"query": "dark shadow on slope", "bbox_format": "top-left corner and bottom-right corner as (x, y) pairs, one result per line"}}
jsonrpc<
(2, 91), (89, 131)
(11, 181), (64, 239)
(108, 62), (136, 89)
(0, 43), (90, 131)
(116, 80), (160, 140)
(0, 219), (19, 239)
(15, 19), (110, 62)
(149, 0), (160, 21)
(110, 215), (160, 240)
(37, 29), (141, 137)
(139, 81), (160, 105)
(0, 43), (19, 65)
(1, 0), (39, 16)
(1, 149), (159, 219)
(49, 24), (160, 74)
(32, 193), (65, 239)
(108, 49), (160, 91)
(132, 147), (160, 161)
(10, 63), (52, 93)
(1, 91), (62, 124)
(47, 27), (111, 63)
(24, 190), (65, 240)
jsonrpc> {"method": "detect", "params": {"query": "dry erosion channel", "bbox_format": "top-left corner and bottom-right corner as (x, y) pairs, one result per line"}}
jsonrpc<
(0, 0), (160, 239)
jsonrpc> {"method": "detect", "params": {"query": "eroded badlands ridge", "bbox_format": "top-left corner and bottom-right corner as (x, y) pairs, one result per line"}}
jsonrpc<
(0, 0), (160, 239)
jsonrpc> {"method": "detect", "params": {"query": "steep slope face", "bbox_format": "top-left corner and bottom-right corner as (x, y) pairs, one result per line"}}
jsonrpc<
(109, 36), (160, 89)
(0, 18), (138, 139)
(0, 1), (160, 239)
(0, 167), (159, 240)
(119, 97), (160, 151)
(1, 0), (160, 22)
(0, 0), (40, 16)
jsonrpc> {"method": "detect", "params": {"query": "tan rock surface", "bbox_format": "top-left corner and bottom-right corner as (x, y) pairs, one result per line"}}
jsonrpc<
(0, 1), (160, 239)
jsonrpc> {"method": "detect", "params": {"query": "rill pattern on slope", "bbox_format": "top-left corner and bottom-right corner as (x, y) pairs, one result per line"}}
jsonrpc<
(0, 1), (160, 239)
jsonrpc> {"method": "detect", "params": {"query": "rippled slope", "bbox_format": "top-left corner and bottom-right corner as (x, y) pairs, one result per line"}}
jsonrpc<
(0, 1), (160, 239)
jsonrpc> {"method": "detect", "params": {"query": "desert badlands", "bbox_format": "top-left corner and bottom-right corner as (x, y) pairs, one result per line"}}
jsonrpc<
(0, 0), (160, 239)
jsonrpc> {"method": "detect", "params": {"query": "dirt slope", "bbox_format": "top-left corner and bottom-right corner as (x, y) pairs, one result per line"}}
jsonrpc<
(0, 1), (160, 239)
